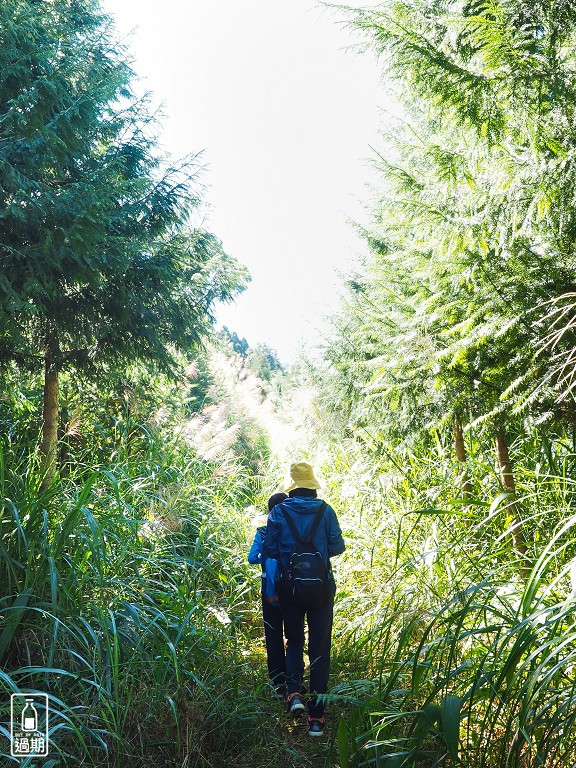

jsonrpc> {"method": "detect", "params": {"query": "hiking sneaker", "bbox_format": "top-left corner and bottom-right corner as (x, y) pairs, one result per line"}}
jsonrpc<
(307, 716), (325, 737)
(286, 693), (306, 716)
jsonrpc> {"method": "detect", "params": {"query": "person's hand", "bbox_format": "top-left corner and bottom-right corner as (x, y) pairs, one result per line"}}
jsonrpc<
(266, 595), (279, 605)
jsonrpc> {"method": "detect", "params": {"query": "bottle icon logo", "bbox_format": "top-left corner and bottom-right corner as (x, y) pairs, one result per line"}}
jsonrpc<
(22, 699), (38, 731)
(10, 693), (49, 757)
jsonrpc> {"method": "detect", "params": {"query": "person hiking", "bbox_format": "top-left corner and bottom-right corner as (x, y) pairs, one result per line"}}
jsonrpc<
(264, 461), (345, 737)
(248, 492), (288, 697)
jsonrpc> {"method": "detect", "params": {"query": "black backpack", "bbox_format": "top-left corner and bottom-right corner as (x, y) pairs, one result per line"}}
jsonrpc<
(277, 501), (332, 608)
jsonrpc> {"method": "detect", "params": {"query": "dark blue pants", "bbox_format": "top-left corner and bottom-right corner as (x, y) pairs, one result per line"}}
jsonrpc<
(279, 593), (334, 717)
(262, 598), (286, 686)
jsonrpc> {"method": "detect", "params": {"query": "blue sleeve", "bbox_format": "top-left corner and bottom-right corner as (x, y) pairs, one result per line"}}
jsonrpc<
(327, 505), (345, 557)
(264, 557), (279, 600)
(248, 529), (263, 564)
(264, 508), (282, 560)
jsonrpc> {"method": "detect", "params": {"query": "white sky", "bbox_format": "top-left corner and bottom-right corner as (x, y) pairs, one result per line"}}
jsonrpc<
(103, 1), (391, 364)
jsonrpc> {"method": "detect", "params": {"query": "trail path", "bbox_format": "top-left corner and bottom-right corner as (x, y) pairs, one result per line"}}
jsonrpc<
(181, 346), (346, 765)
(239, 645), (341, 767)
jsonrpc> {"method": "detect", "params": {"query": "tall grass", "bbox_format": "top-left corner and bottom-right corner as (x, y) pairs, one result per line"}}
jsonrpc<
(0, 407), (263, 766)
(319, 432), (576, 768)
(6, 366), (576, 767)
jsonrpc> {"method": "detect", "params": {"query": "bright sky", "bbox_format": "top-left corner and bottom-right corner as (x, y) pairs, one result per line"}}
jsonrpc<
(103, 1), (390, 364)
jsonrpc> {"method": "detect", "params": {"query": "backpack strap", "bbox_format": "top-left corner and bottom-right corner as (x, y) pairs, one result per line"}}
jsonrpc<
(280, 501), (327, 547)
(280, 504), (302, 544)
(307, 501), (327, 544)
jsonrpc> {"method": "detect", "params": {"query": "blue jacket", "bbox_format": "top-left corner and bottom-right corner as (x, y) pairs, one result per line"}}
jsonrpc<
(248, 526), (279, 603)
(264, 496), (345, 569)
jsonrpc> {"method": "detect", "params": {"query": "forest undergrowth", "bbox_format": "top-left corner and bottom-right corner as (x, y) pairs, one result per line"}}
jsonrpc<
(0, 356), (345, 767)
(3, 354), (576, 768)
(313, 431), (576, 768)
(4, 359), (576, 767)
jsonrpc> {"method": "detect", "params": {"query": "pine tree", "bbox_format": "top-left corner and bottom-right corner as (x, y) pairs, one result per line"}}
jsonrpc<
(0, 0), (248, 486)
(323, 0), (576, 558)
(333, 0), (576, 424)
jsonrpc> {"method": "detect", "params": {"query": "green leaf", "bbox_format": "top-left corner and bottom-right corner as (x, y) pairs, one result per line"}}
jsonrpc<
(337, 715), (350, 768)
(0, 590), (32, 661)
(440, 695), (461, 763)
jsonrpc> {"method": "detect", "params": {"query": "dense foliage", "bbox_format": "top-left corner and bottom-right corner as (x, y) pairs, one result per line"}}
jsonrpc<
(0, 371), (266, 766)
(328, 0), (576, 434)
(4, 1), (576, 767)
(0, 0), (247, 375)
(0, 0), (248, 487)
(311, 1), (576, 765)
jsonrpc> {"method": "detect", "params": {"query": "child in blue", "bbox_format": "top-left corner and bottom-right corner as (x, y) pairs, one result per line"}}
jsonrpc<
(248, 492), (288, 696)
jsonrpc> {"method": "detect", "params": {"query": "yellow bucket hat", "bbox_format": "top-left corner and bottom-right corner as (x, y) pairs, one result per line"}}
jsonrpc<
(283, 461), (321, 492)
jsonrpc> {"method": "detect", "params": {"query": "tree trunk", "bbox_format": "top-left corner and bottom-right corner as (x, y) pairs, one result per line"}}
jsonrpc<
(494, 427), (528, 562)
(40, 334), (60, 492)
(452, 418), (472, 499)
(59, 404), (69, 478)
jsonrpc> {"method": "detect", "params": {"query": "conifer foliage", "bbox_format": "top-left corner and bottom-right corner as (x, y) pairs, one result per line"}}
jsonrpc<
(0, 0), (248, 484)
(329, 0), (576, 439)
